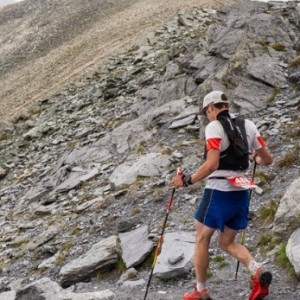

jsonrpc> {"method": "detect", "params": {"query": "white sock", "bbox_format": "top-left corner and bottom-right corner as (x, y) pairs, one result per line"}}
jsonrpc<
(196, 281), (207, 292)
(248, 260), (261, 275)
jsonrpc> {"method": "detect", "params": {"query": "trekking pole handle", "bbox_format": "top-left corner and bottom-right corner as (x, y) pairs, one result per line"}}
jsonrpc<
(177, 166), (183, 176)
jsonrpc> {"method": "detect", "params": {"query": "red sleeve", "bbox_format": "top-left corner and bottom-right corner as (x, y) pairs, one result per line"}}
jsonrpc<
(257, 136), (266, 148)
(206, 138), (222, 151)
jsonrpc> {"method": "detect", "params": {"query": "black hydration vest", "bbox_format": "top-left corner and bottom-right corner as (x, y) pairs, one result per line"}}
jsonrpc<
(204, 110), (249, 171)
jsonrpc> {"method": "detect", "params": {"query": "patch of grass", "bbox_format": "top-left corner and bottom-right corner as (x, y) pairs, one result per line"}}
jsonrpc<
(288, 55), (300, 68)
(277, 144), (300, 168)
(213, 255), (229, 268)
(160, 148), (173, 155)
(275, 243), (296, 277)
(55, 241), (74, 266)
(131, 207), (141, 216)
(266, 236), (282, 252)
(257, 234), (272, 247)
(14, 237), (29, 248)
(95, 271), (106, 281)
(270, 43), (286, 52)
(71, 225), (81, 235)
(257, 234), (282, 253)
(142, 248), (156, 268)
(267, 86), (281, 104)
(259, 40), (269, 51)
(257, 200), (279, 225)
(281, 9), (290, 18)
(135, 140), (146, 154)
(192, 28), (207, 39)
(207, 268), (213, 278)
(115, 258), (127, 274)
(55, 252), (67, 266)
(255, 171), (275, 186)
(130, 175), (148, 189)
(0, 132), (9, 141)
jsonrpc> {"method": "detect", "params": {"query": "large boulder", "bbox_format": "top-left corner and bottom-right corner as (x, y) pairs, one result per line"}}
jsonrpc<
(273, 178), (300, 237)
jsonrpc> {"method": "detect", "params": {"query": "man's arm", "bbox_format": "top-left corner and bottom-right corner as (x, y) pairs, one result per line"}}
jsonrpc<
(254, 147), (273, 166)
(190, 148), (220, 184)
(171, 148), (220, 187)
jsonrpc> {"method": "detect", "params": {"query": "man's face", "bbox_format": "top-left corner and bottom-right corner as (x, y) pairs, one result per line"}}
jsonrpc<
(204, 104), (215, 122)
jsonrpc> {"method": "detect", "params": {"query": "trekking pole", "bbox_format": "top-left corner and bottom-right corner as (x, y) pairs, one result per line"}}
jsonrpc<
(234, 161), (257, 280)
(143, 168), (182, 300)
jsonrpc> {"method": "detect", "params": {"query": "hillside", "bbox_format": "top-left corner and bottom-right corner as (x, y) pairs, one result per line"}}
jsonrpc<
(0, 0), (236, 122)
(0, 0), (299, 299)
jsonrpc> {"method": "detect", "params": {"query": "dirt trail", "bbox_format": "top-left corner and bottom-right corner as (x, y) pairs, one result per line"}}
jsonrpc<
(0, 0), (237, 121)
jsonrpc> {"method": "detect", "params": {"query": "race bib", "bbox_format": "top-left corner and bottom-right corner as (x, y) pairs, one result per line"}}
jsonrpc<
(227, 176), (257, 188)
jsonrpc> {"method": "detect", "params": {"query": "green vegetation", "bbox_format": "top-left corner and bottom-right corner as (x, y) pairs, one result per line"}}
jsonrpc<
(14, 237), (29, 248)
(257, 234), (282, 252)
(95, 271), (106, 280)
(135, 140), (146, 154)
(71, 225), (82, 235)
(259, 41), (286, 52)
(255, 171), (275, 186)
(277, 144), (300, 168)
(288, 55), (300, 68)
(259, 40), (269, 51)
(258, 200), (279, 225)
(0, 132), (9, 141)
(131, 207), (141, 216)
(55, 241), (74, 266)
(267, 86), (281, 104)
(115, 257), (127, 274)
(160, 147), (173, 155)
(275, 243), (296, 277)
(257, 234), (272, 246)
(270, 43), (286, 52)
(213, 254), (229, 268)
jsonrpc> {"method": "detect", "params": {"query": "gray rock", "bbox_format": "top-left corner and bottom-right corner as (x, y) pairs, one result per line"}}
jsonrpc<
(55, 167), (100, 192)
(64, 290), (116, 300)
(286, 228), (300, 280)
(233, 78), (274, 113)
(247, 54), (287, 88)
(15, 277), (62, 300)
(0, 291), (16, 300)
(121, 278), (146, 289)
(13, 226), (59, 258)
(109, 153), (171, 188)
(119, 225), (153, 268)
(0, 166), (8, 179)
(208, 26), (244, 58)
(153, 231), (195, 279)
(273, 177), (300, 237)
(117, 268), (138, 284)
(59, 236), (120, 287)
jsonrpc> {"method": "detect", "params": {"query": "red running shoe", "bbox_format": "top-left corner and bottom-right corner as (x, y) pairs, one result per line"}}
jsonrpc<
(249, 268), (272, 300)
(183, 287), (212, 300)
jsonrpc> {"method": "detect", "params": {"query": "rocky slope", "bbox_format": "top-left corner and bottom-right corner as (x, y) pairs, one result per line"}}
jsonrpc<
(0, 0), (235, 122)
(0, 0), (300, 299)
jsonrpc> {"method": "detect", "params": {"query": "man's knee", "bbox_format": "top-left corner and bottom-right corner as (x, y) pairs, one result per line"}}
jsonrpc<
(195, 231), (212, 247)
(218, 237), (231, 252)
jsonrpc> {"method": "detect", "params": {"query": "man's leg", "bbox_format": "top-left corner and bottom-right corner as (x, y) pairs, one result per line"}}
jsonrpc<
(218, 226), (272, 300)
(194, 220), (215, 285)
(218, 225), (254, 266)
(183, 221), (215, 299)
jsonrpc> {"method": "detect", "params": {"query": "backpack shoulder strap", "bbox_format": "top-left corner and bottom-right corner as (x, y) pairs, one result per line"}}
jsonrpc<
(216, 111), (236, 141)
(234, 116), (248, 148)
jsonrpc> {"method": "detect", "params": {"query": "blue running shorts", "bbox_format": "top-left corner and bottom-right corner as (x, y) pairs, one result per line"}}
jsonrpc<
(194, 188), (250, 232)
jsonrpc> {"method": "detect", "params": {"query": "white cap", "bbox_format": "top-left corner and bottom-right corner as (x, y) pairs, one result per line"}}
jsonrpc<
(201, 91), (229, 114)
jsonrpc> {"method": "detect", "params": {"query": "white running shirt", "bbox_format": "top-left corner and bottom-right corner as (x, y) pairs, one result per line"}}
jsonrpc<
(205, 118), (266, 191)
